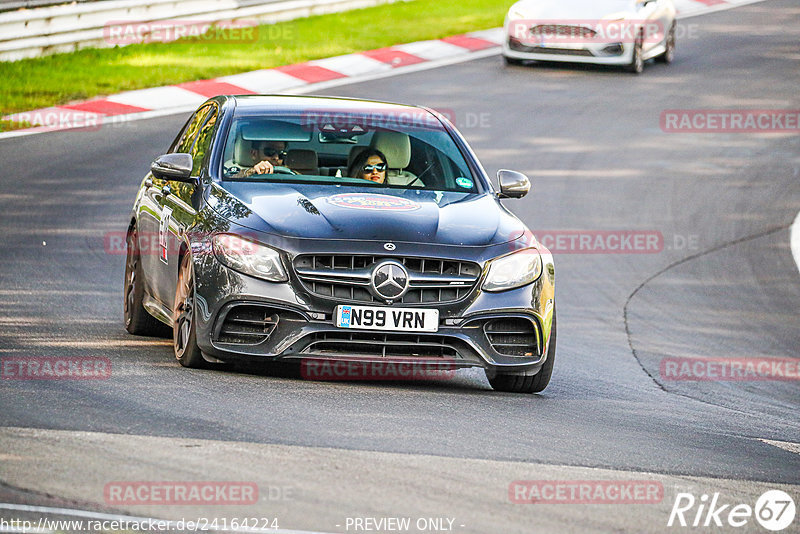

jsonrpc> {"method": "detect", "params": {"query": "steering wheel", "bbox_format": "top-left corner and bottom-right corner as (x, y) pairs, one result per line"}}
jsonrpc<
(272, 166), (297, 175)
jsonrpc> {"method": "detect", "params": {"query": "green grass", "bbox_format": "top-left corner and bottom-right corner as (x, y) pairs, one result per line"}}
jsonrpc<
(0, 118), (33, 131)
(0, 0), (507, 121)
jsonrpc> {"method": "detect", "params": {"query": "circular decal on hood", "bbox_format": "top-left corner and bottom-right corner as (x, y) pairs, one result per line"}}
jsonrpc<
(326, 193), (421, 212)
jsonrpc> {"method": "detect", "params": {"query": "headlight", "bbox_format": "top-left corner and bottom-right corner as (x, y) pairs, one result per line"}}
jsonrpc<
(482, 248), (543, 292)
(212, 234), (288, 282)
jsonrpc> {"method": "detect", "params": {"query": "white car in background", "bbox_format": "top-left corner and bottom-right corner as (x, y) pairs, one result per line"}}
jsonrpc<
(502, 0), (677, 73)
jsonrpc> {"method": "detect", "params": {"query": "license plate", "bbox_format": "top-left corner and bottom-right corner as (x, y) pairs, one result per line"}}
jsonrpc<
(335, 305), (439, 333)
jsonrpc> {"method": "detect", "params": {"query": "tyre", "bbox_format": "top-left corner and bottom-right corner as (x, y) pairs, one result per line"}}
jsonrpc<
(626, 32), (645, 74)
(173, 252), (206, 368)
(124, 229), (168, 336)
(504, 55), (524, 66)
(656, 22), (676, 64)
(487, 311), (557, 394)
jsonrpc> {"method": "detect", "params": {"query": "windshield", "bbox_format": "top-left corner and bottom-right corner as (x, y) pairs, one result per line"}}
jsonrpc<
(220, 111), (481, 194)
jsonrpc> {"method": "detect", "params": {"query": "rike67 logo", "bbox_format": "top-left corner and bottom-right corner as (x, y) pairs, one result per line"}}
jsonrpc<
(668, 490), (796, 531)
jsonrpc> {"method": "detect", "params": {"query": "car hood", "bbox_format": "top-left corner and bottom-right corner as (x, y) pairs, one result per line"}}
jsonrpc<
(508, 0), (636, 20)
(207, 182), (525, 246)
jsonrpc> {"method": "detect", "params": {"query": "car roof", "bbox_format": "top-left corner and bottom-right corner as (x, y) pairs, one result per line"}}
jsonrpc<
(226, 95), (435, 116)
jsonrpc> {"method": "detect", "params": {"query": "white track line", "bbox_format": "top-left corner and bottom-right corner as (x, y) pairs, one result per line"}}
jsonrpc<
(0, 504), (332, 534)
(761, 439), (800, 456)
(677, 0), (768, 19)
(792, 211), (800, 276)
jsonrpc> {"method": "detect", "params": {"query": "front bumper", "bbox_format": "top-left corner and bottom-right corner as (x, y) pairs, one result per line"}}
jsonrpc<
(190, 239), (556, 374)
(503, 34), (635, 66)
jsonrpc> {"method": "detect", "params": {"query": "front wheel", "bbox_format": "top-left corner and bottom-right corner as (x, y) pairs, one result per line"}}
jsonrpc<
(173, 253), (205, 368)
(656, 23), (676, 64)
(486, 311), (557, 394)
(626, 33), (645, 74)
(124, 229), (168, 336)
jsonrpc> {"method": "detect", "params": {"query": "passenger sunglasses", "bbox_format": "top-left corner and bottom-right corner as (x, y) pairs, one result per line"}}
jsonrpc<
(362, 163), (387, 173)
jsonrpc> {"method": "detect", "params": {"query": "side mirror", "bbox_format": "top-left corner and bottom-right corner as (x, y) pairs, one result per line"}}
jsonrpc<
(151, 153), (194, 182)
(497, 169), (530, 199)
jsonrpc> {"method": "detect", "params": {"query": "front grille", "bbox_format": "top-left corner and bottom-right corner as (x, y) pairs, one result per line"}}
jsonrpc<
(216, 305), (279, 344)
(529, 24), (597, 39)
(508, 37), (594, 56)
(303, 331), (459, 359)
(527, 47), (594, 57)
(294, 255), (481, 304)
(484, 318), (539, 357)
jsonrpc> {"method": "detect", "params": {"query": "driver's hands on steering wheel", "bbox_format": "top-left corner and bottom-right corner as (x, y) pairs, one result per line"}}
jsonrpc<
(246, 160), (274, 176)
(242, 161), (296, 177)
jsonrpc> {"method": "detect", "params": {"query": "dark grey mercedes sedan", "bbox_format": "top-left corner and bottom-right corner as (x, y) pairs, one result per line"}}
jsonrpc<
(123, 95), (556, 393)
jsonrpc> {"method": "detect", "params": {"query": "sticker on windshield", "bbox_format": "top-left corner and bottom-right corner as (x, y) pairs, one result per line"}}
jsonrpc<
(326, 193), (421, 212)
(455, 177), (474, 189)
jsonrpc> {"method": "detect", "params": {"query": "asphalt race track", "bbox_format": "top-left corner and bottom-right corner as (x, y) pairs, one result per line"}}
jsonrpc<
(0, 1), (798, 533)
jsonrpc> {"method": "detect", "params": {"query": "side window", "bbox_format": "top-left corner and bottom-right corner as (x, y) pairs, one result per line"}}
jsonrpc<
(189, 110), (218, 176)
(172, 105), (213, 154)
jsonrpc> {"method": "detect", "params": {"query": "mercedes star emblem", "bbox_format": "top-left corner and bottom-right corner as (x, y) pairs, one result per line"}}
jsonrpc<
(370, 261), (409, 301)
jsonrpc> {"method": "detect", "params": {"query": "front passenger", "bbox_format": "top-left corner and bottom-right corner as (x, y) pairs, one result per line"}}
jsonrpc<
(369, 131), (417, 186)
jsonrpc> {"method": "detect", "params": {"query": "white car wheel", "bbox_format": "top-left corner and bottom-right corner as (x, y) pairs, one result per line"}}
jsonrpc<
(657, 23), (676, 64)
(626, 33), (645, 74)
